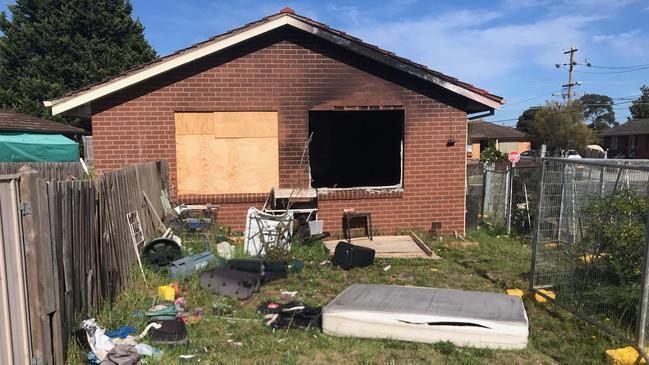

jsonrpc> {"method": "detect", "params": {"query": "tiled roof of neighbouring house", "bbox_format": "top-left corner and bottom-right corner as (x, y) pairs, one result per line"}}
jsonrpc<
(599, 119), (649, 137)
(0, 110), (87, 134)
(469, 120), (528, 141)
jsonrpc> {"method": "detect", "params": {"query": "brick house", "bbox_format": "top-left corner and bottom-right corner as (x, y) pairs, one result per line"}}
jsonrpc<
(600, 119), (649, 158)
(44, 9), (503, 234)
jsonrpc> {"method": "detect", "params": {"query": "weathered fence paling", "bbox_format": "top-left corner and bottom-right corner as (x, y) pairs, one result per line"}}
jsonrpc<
(0, 160), (169, 365)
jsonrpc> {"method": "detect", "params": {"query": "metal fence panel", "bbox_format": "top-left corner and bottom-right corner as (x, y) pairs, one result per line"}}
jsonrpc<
(482, 168), (510, 230)
(531, 157), (649, 356)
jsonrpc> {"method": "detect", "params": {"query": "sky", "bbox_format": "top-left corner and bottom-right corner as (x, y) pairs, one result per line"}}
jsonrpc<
(2, 0), (649, 126)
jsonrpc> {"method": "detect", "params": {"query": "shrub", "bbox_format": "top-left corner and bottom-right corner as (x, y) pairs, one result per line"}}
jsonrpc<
(479, 147), (506, 163)
(582, 188), (648, 284)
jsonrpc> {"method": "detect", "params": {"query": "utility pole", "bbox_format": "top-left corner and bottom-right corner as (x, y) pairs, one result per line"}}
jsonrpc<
(565, 46), (577, 103)
(555, 46), (582, 104)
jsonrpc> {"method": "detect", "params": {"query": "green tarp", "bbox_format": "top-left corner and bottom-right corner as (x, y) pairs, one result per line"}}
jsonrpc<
(0, 133), (79, 162)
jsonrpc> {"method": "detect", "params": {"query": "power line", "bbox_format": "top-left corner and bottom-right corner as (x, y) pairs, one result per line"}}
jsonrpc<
(589, 63), (649, 69)
(500, 90), (562, 108)
(576, 66), (649, 75)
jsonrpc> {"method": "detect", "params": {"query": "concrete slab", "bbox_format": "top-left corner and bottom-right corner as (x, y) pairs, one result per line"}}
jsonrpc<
(323, 235), (441, 259)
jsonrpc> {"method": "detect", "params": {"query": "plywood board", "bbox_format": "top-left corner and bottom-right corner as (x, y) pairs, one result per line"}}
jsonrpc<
(324, 236), (441, 259)
(175, 112), (277, 138)
(175, 112), (279, 195)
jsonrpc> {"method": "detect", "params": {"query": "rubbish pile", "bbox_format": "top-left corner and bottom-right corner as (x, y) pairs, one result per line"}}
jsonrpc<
(80, 195), (531, 364)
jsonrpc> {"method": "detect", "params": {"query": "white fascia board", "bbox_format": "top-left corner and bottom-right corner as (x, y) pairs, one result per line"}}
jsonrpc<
(48, 14), (501, 116)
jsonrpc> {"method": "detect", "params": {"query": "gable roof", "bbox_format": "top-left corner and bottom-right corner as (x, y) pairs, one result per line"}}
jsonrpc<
(469, 120), (528, 142)
(599, 119), (649, 137)
(0, 109), (87, 134)
(44, 8), (504, 118)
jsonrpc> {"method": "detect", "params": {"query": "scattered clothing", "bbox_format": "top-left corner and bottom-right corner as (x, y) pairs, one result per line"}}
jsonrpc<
(100, 344), (140, 365)
(105, 326), (136, 339)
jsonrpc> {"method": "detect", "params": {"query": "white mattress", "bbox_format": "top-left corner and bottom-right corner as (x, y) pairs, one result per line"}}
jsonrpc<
(322, 284), (528, 349)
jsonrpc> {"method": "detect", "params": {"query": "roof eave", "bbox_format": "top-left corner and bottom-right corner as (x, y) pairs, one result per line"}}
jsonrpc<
(45, 13), (503, 116)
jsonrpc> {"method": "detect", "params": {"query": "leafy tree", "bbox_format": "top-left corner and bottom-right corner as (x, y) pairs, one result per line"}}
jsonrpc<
(578, 93), (617, 131)
(629, 85), (649, 120)
(0, 0), (156, 122)
(479, 146), (506, 163)
(531, 101), (592, 152)
(516, 107), (540, 135)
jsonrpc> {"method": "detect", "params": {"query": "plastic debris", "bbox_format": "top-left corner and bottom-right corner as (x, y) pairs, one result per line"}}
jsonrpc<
(216, 241), (235, 259)
(383, 265), (392, 272)
(135, 343), (162, 358)
(158, 285), (176, 301)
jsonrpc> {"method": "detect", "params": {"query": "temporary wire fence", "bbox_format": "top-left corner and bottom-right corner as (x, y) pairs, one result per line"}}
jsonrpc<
(530, 157), (649, 359)
(481, 165), (540, 235)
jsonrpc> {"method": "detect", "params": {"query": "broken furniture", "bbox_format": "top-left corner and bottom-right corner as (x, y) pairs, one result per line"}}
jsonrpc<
(244, 207), (293, 256)
(263, 187), (318, 221)
(323, 235), (441, 259)
(199, 268), (261, 300)
(322, 284), (529, 349)
(342, 212), (373, 241)
(332, 242), (375, 270)
(175, 203), (219, 231)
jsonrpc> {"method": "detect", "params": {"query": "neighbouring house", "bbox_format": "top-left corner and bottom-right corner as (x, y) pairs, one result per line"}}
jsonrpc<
(468, 120), (530, 160)
(600, 119), (649, 158)
(0, 109), (86, 162)
(43, 8), (504, 234)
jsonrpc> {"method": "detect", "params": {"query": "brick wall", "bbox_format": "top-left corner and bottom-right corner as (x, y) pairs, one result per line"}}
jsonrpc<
(92, 27), (469, 235)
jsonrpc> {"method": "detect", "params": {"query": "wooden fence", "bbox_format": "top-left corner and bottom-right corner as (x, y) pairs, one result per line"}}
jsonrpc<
(0, 160), (169, 365)
(0, 161), (84, 180)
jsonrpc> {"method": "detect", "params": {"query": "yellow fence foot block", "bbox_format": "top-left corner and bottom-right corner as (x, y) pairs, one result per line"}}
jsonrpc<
(506, 289), (525, 297)
(605, 346), (647, 365)
(534, 289), (556, 303)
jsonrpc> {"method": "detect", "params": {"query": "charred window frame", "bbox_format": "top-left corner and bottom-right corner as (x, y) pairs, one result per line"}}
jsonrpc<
(308, 110), (404, 189)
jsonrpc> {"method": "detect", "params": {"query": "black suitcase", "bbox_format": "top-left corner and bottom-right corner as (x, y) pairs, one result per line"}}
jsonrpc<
(227, 259), (288, 283)
(332, 241), (375, 270)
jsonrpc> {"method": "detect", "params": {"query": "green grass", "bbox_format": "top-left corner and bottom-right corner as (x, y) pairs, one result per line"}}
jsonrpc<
(66, 229), (622, 364)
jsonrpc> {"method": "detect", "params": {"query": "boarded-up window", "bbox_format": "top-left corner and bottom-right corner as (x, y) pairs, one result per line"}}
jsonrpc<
(175, 112), (279, 195)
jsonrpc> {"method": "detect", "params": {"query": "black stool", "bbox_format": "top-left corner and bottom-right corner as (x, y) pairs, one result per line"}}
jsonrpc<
(342, 212), (373, 242)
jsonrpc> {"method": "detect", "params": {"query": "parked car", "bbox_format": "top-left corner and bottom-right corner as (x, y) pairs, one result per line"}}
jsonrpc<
(564, 150), (582, 159)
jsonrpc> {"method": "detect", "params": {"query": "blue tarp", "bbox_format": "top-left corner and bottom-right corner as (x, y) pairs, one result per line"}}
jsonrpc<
(0, 133), (79, 162)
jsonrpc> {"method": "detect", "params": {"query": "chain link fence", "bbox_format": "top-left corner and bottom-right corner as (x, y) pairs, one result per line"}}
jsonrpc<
(481, 165), (540, 235)
(530, 157), (649, 358)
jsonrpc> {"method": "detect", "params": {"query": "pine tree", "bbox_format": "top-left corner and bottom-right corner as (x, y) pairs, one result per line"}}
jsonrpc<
(0, 0), (156, 119)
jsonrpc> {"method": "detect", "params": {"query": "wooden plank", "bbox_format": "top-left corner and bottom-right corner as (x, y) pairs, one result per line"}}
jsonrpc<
(409, 231), (434, 257)
(176, 136), (279, 195)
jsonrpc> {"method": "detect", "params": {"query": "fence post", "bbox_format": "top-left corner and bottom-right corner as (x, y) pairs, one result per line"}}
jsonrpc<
(636, 216), (649, 361)
(529, 159), (546, 290)
(507, 167), (514, 235)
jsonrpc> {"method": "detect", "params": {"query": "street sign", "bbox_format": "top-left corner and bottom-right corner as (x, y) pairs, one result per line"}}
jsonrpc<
(508, 151), (521, 164)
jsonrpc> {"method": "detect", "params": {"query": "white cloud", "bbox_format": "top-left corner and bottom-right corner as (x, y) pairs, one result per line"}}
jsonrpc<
(344, 11), (601, 85)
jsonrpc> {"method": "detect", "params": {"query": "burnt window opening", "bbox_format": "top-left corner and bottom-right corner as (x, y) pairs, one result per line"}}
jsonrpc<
(308, 110), (404, 188)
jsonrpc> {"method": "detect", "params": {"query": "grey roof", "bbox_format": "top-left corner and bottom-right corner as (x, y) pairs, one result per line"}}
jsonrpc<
(599, 119), (649, 137)
(0, 110), (87, 134)
(469, 120), (528, 142)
